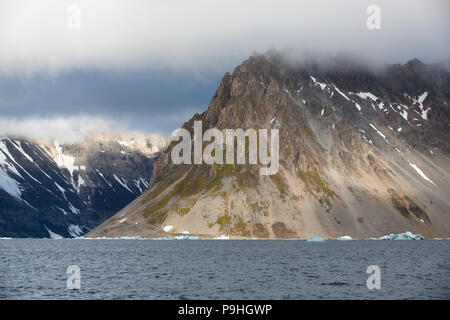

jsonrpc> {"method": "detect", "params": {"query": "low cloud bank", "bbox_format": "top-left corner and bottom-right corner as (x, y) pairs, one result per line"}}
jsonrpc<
(0, 116), (133, 143)
(1, 0), (448, 75)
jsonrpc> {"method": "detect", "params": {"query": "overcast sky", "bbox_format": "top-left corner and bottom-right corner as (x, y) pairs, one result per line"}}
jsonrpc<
(0, 0), (449, 141)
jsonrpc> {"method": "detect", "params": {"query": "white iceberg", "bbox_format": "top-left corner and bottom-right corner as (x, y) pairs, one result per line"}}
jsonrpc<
(371, 231), (424, 240)
(174, 235), (201, 240)
(214, 235), (230, 240)
(117, 236), (144, 240)
(307, 236), (325, 242)
(337, 235), (353, 240)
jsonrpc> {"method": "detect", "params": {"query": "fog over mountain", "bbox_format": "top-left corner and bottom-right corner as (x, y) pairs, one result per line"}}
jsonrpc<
(1, 0), (449, 74)
(0, 0), (449, 137)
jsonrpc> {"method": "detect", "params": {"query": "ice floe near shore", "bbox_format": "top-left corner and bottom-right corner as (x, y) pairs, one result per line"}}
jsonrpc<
(337, 235), (353, 240)
(174, 235), (201, 240)
(214, 235), (230, 240)
(371, 231), (424, 240)
(75, 232), (426, 240)
(307, 236), (325, 242)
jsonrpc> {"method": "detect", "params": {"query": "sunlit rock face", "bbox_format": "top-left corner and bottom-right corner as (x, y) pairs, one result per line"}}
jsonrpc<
(92, 51), (449, 239)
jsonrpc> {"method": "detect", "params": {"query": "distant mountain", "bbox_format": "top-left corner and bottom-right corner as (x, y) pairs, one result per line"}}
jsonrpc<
(89, 51), (450, 239)
(0, 132), (168, 237)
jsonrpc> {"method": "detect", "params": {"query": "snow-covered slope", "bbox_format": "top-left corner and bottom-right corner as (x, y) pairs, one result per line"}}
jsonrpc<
(0, 132), (168, 237)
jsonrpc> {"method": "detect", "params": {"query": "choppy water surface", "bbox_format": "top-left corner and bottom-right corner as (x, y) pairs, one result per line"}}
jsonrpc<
(0, 239), (448, 299)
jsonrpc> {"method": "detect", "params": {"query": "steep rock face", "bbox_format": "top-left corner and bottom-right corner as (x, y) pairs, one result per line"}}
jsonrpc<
(0, 132), (167, 237)
(88, 52), (450, 239)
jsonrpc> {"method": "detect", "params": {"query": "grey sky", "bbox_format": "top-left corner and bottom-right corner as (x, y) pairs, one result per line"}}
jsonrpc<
(0, 0), (449, 139)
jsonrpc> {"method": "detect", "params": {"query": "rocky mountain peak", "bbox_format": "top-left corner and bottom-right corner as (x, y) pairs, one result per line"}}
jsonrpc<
(88, 52), (450, 239)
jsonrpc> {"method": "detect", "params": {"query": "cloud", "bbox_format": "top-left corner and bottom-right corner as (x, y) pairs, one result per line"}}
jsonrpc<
(0, 0), (448, 137)
(0, 116), (119, 143)
(0, 69), (218, 134)
(1, 0), (449, 75)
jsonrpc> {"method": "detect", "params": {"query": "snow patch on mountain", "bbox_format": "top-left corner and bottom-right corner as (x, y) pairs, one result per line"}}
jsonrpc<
(413, 92), (430, 120)
(44, 225), (64, 239)
(68, 224), (84, 237)
(355, 92), (378, 101)
(408, 162), (435, 185)
(332, 84), (350, 101)
(369, 124), (388, 143)
(54, 141), (78, 176)
(0, 168), (22, 199)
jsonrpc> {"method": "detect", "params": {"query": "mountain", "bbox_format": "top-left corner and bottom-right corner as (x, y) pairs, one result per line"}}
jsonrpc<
(0, 132), (168, 237)
(88, 51), (450, 239)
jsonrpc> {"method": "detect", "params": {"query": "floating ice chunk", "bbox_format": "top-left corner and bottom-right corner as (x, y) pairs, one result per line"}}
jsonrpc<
(307, 236), (325, 242)
(118, 236), (143, 240)
(372, 231), (424, 240)
(337, 235), (352, 240)
(214, 235), (230, 240)
(163, 225), (173, 232)
(174, 235), (201, 240)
